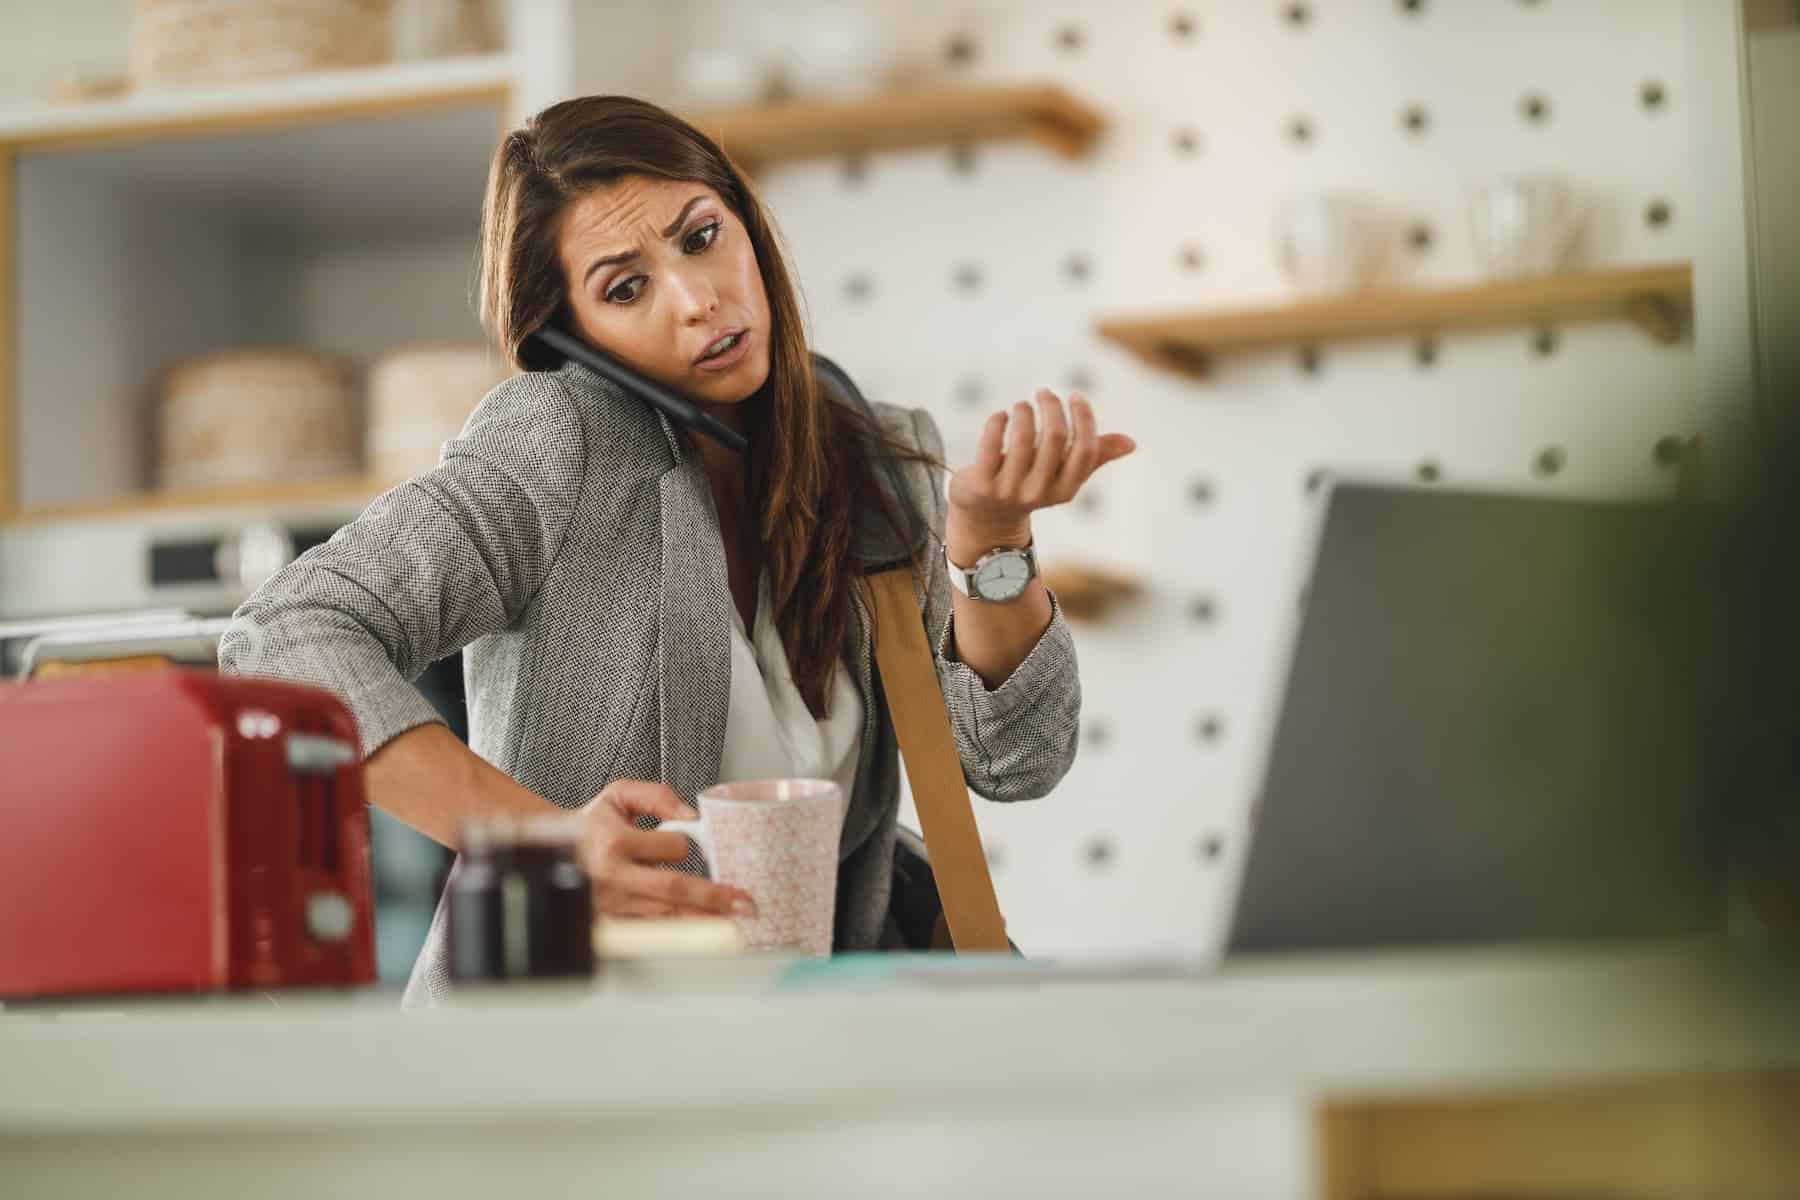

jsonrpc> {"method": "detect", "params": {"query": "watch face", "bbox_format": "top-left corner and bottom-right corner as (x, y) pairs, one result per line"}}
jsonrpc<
(974, 552), (1032, 601)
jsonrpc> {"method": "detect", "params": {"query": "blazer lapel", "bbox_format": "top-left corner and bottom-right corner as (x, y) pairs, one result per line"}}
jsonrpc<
(657, 455), (732, 807)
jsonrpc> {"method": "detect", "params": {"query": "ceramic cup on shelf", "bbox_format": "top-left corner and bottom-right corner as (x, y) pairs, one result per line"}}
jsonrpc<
(1467, 174), (1586, 278)
(1272, 191), (1391, 295)
(658, 778), (847, 956)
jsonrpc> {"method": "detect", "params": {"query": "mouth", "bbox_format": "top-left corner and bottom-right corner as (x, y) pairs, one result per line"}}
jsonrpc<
(694, 327), (750, 370)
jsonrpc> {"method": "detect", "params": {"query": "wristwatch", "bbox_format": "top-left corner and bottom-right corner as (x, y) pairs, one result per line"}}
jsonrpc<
(946, 541), (1038, 602)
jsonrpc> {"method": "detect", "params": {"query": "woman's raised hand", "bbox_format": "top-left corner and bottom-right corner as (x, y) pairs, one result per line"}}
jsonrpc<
(578, 780), (756, 919)
(946, 390), (1136, 542)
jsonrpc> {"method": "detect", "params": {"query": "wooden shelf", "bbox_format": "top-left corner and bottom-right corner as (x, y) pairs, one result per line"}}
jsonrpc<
(1095, 263), (1693, 378)
(11, 476), (399, 526)
(683, 82), (1106, 172)
(0, 53), (514, 151)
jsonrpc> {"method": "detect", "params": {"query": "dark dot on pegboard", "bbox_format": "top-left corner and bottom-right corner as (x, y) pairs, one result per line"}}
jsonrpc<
(1188, 477), (1215, 506)
(1198, 832), (1225, 863)
(1533, 445), (1567, 478)
(1177, 243), (1205, 273)
(840, 154), (868, 185)
(1653, 435), (1687, 468)
(1283, 2), (1311, 27)
(1532, 326), (1559, 357)
(1055, 24), (1084, 51)
(1401, 103), (1430, 135)
(1414, 335), (1440, 367)
(949, 142), (978, 175)
(1417, 459), (1443, 484)
(844, 273), (873, 303)
(1169, 11), (1198, 38)
(1083, 836), (1115, 869)
(1083, 718), (1110, 749)
(1397, 0), (1426, 14)
(985, 843), (1005, 872)
(1067, 365), (1096, 393)
(944, 33), (977, 67)
(1195, 713), (1225, 743)
(1521, 92), (1551, 124)
(1305, 466), (1329, 495)
(1173, 127), (1201, 156)
(953, 263), (982, 293)
(1189, 593), (1218, 625)
(1287, 115), (1314, 145)
(1407, 221), (1434, 252)
(1064, 253), (1091, 284)
(955, 377), (984, 410)
(1075, 488), (1102, 516)
(1641, 80), (1666, 110)
(1297, 344), (1323, 375)
(1646, 198), (1672, 229)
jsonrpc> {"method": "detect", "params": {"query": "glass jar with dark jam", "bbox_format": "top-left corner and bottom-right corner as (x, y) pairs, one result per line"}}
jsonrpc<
(446, 813), (595, 983)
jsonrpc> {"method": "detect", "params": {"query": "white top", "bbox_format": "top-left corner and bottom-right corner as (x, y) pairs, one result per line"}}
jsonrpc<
(715, 571), (863, 802)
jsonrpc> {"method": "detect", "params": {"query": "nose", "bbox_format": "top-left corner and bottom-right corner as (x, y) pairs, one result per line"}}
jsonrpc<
(671, 268), (720, 324)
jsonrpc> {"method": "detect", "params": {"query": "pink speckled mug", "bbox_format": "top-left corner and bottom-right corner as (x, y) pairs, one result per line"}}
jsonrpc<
(658, 779), (846, 956)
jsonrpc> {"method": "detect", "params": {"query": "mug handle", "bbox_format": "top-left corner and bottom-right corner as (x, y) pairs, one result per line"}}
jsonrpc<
(657, 817), (712, 873)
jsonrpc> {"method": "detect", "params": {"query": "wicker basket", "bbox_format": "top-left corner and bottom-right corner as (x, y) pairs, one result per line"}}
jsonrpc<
(365, 344), (512, 483)
(130, 0), (394, 88)
(157, 350), (359, 492)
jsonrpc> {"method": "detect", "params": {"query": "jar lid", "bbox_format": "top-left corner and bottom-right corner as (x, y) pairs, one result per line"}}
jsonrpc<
(460, 810), (585, 853)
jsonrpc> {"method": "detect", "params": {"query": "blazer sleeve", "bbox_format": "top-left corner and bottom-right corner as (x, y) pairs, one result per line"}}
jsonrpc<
(906, 406), (1082, 802)
(217, 370), (589, 760)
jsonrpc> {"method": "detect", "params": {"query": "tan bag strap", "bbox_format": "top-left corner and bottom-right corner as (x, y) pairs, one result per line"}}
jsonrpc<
(865, 566), (1010, 952)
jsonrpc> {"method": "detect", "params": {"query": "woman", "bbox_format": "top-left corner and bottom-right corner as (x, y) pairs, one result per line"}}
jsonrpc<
(219, 95), (1134, 1005)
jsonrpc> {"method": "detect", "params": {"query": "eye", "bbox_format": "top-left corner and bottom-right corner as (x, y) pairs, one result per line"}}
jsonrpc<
(605, 276), (645, 304)
(604, 220), (723, 305)
(684, 219), (722, 254)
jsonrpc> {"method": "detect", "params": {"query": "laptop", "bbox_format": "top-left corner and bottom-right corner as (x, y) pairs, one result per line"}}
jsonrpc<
(1223, 481), (1724, 955)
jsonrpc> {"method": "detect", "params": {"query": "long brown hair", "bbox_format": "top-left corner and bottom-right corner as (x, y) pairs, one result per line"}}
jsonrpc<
(478, 94), (928, 717)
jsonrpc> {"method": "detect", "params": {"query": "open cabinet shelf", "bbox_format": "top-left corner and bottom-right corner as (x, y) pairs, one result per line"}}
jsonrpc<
(1095, 262), (1693, 378)
(684, 81), (1107, 172)
(0, 53), (514, 150)
(10, 476), (401, 526)
(0, 58), (516, 527)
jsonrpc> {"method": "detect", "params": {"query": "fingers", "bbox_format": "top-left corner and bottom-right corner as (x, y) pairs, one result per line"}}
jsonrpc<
(1057, 392), (1099, 494)
(606, 862), (755, 917)
(595, 778), (689, 823)
(1024, 389), (1069, 495)
(994, 399), (1037, 494)
(1094, 432), (1137, 469)
(612, 824), (695, 865)
(974, 409), (1007, 479)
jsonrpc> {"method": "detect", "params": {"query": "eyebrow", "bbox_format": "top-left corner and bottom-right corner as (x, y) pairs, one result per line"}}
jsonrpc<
(582, 196), (708, 288)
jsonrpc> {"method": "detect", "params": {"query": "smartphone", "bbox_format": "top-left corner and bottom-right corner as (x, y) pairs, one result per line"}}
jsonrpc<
(529, 325), (748, 455)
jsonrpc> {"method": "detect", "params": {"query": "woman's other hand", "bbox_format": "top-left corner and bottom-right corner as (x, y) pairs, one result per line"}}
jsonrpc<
(578, 780), (756, 919)
(946, 389), (1136, 552)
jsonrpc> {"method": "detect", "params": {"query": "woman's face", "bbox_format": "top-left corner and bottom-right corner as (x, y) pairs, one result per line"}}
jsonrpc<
(555, 176), (772, 409)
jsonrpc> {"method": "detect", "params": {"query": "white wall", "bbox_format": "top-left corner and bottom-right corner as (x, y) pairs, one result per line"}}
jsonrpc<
(690, 0), (1702, 959)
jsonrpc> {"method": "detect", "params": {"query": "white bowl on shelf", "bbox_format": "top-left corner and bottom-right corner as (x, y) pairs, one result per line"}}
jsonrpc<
(1468, 175), (1586, 278)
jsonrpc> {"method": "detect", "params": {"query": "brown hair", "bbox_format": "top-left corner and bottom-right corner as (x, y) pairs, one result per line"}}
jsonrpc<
(477, 94), (929, 718)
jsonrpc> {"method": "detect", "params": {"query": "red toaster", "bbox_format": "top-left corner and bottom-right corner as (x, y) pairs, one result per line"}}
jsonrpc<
(0, 669), (377, 1000)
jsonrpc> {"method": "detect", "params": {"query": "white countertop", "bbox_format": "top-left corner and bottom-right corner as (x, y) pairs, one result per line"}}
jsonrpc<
(5, 939), (1795, 1135)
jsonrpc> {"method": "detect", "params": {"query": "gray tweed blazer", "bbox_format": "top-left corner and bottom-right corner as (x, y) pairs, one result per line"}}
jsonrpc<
(218, 356), (1080, 1005)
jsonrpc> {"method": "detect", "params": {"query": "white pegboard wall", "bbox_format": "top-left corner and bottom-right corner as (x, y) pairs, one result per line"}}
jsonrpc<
(677, 0), (1701, 959)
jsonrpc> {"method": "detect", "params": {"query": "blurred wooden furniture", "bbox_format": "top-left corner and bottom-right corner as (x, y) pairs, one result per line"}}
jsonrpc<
(1039, 561), (1143, 622)
(1097, 262), (1694, 379)
(685, 81), (1107, 174)
(1320, 1073), (1800, 1199)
